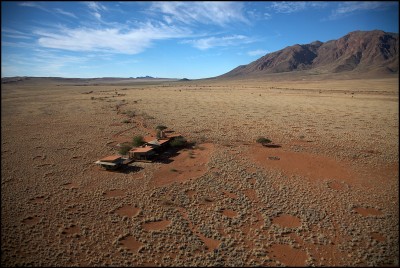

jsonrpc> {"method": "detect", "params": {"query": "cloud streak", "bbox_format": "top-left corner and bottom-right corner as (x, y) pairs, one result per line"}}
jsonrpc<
(269, 1), (327, 14)
(329, 1), (397, 20)
(151, 2), (249, 26)
(247, 49), (269, 56)
(183, 35), (253, 50)
(35, 22), (191, 54)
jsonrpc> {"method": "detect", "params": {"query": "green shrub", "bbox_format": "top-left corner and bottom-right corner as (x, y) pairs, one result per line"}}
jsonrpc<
(156, 125), (168, 131)
(126, 110), (135, 118)
(122, 119), (130, 123)
(256, 137), (272, 144)
(170, 137), (187, 147)
(119, 145), (132, 155)
(132, 135), (145, 147)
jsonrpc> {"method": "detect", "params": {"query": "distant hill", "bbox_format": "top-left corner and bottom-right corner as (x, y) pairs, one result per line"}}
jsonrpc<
(220, 30), (399, 79)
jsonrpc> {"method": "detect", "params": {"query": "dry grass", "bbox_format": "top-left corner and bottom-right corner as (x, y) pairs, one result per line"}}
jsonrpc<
(1, 76), (398, 266)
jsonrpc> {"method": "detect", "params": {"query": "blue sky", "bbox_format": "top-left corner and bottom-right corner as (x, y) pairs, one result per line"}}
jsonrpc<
(1, 1), (399, 79)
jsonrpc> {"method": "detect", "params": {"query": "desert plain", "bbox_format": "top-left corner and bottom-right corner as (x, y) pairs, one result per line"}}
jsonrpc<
(1, 75), (399, 266)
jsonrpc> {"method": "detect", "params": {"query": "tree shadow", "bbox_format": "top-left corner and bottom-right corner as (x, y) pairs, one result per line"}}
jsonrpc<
(262, 144), (282, 148)
(104, 165), (144, 174)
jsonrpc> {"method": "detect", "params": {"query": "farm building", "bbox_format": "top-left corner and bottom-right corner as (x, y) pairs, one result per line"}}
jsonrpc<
(129, 146), (155, 161)
(95, 155), (124, 170)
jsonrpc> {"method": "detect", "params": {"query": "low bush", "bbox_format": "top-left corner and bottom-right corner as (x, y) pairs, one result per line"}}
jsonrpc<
(256, 137), (272, 144)
(119, 145), (132, 155)
(132, 135), (145, 147)
(170, 137), (187, 147)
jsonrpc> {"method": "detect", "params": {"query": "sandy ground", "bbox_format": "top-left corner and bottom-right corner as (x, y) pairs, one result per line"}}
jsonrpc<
(1, 77), (398, 266)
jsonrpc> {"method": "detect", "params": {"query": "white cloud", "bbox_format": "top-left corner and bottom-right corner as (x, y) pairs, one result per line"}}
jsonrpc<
(85, 1), (108, 20)
(35, 22), (191, 54)
(151, 2), (249, 26)
(54, 8), (77, 18)
(264, 12), (272, 20)
(19, 2), (40, 8)
(183, 35), (253, 50)
(329, 2), (396, 19)
(270, 2), (307, 13)
(86, 2), (108, 12)
(2, 28), (33, 39)
(270, 1), (327, 14)
(247, 49), (269, 56)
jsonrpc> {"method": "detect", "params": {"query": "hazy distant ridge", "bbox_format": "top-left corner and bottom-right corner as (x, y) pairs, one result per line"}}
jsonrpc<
(220, 30), (399, 78)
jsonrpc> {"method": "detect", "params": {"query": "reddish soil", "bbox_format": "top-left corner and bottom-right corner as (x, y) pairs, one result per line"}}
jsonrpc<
(151, 143), (214, 187)
(243, 189), (259, 202)
(62, 225), (80, 235)
(269, 243), (308, 266)
(249, 145), (356, 182)
(103, 189), (126, 198)
(222, 190), (237, 199)
(328, 181), (347, 191)
(142, 220), (171, 231)
(22, 216), (40, 225)
(272, 214), (302, 228)
(370, 232), (386, 242)
(221, 209), (238, 218)
(354, 206), (383, 216)
(120, 235), (143, 253)
(115, 205), (140, 217)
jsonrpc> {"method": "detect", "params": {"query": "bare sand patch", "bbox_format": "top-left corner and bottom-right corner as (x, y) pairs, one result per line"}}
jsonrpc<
(272, 214), (302, 228)
(248, 144), (356, 182)
(370, 232), (386, 242)
(269, 243), (308, 266)
(120, 235), (143, 253)
(115, 205), (140, 217)
(62, 225), (80, 235)
(222, 190), (237, 199)
(103, 189), (126, 198)
(142, 220), (171, 231)
(185, 189), (196, 198)
(243, 189), (259, 202)
(354, 206), (383, 216)
(328, 181), (347, 191)
(63, 182), (78, 189)
(22, 216), (40, 225)
(151, 143), (214, 187)
(30, 196), (45, 204)
(221, 209), (238, 218)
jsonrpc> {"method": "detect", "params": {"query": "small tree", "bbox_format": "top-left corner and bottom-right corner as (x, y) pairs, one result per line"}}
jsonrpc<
(132, 135), (145, 147)
(119, 145), (132, 155)
(155, 125), (167, 139)
(256, 137), (272, 144)
(170, 137), (187, 147)
(156, 129), (162, 139)
(156, 125), (168, 131)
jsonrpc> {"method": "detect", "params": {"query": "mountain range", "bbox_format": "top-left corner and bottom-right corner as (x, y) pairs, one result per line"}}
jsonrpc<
(220, 30), (398, 79)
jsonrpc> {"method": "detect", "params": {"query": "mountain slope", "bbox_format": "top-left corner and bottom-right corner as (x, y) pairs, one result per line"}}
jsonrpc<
(220, 30), (398, 78)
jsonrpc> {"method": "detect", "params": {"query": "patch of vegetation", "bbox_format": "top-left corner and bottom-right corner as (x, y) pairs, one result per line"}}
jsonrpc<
(132, 135), (145, 147)
(256, 137), (272, 144)
(122, 119), (131, 123)
(170, 168), (178, 172)
(170, 137), (187, 147)
(156, 125), (168, 131)
(119, 145), (132, 155)
(126, 110), (135, 118)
